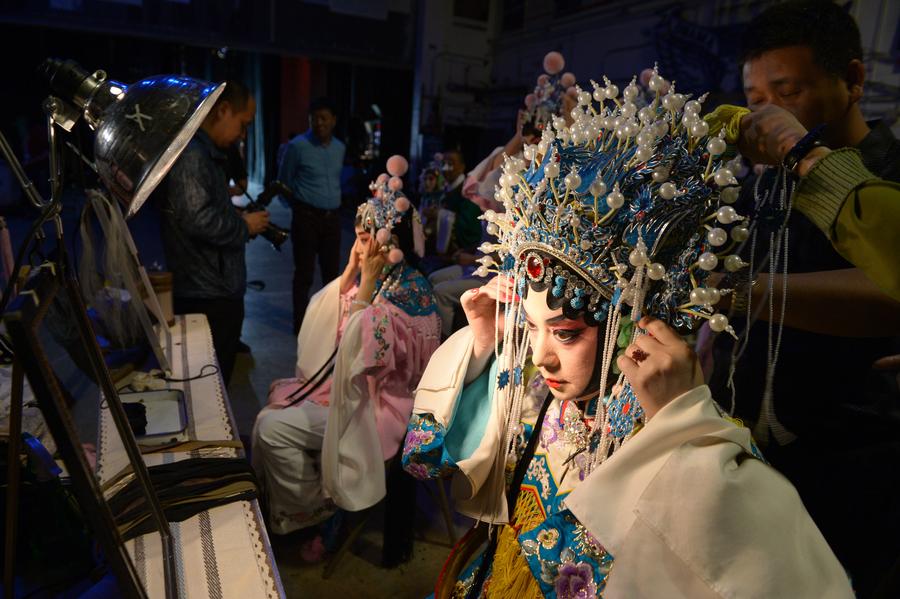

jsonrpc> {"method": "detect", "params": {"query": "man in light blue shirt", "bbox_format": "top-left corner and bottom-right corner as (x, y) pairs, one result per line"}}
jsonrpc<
(278, 97), (346, 333)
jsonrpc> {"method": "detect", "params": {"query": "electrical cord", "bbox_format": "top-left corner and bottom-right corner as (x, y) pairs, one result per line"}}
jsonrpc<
(163, 363), (219, 383)
(112, 363), (220, 398)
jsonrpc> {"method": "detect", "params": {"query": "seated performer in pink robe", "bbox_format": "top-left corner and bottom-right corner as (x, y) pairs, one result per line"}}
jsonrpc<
(252, 165), (440, 540)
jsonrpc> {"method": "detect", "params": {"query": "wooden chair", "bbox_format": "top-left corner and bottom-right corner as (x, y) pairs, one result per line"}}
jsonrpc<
(322, 458), (457, 578)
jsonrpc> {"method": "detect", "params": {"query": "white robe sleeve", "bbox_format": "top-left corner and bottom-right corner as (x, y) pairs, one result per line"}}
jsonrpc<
(565, 386), (853, 598)
(295, 277), (342, 380)
(320, 308), (385, 512)
(412, 327), (512, 524)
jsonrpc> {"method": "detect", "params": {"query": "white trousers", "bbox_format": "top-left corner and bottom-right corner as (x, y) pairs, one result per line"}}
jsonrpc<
(252, 401), (335, 535)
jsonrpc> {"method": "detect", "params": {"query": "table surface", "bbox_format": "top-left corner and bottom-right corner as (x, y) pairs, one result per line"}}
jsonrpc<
(97, 314), (284, 599)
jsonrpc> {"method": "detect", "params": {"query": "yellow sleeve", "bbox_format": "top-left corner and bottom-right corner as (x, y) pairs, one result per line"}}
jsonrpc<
(793, 148), (900, 302)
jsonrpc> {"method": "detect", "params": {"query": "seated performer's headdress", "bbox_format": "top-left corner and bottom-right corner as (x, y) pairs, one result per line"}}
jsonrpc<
(480, 65), (748, 470)
(523, 51), (578, 132)
(418, 154), (446, 193)
(359, 154), (425, 263)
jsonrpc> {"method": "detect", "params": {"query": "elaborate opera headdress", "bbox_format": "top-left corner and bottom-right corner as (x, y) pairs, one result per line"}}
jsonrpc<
(418, 153), (446, 193)
(523, 51), (578, 132)
(480, 65), (749, 471)
(358, 154), (425, 262)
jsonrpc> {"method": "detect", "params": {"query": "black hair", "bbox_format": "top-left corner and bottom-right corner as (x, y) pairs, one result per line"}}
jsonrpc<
(739, 1), (862, 77)
(442, 148), (466, 169)
(391, 204), (420, 270)
(309, 96), (338, 117)
(354, 199), (420, 270)
(521, 121), (541, 140)
(216, 80), (252, 112)
(521, 256), (605, 327)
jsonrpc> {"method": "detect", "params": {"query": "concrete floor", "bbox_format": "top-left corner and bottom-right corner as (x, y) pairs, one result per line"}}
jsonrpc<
(228, 199), (470, 598)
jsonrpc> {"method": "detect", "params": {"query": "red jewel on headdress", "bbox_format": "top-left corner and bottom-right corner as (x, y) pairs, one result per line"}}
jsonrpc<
(635, 210), (646, 221)
(526, 254), (545, 280)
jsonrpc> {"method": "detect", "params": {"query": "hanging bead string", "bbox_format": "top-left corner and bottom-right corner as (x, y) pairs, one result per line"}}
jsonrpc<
(500, 269), (531, 467)
(588, 263), (651, 473)
(754, 168), (796, 446)
(504, 300), (531, 464)
(374, 263), (404, 305)
(579, 280), (626, 475)
(727, 226), (757, 415)
(724, 171), (763, 415)
(725, 168), (794, 417)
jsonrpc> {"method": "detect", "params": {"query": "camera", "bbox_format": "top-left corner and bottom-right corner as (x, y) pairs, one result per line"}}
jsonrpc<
(246, 181), (292, 251)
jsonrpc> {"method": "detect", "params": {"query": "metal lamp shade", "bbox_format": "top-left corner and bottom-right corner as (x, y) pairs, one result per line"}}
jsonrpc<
(94, 76), (225, 218)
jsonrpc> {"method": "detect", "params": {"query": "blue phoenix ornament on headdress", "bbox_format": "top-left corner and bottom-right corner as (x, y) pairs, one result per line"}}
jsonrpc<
(481, 66), (747, 333)
(481, 66), (749, 470)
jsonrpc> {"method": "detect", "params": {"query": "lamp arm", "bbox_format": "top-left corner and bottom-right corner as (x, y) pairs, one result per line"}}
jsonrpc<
(46, 108), (64, 206)
(0, 130), (48, 211)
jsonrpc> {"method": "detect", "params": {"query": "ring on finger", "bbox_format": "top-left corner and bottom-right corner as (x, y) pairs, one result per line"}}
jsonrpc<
(631, 348), (650, 363)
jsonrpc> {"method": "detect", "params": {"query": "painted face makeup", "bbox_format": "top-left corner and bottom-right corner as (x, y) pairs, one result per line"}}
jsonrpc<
(523, 287), (599, 401)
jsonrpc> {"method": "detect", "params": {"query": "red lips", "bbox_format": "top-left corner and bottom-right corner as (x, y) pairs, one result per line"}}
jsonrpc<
(545, 379), (564, 389)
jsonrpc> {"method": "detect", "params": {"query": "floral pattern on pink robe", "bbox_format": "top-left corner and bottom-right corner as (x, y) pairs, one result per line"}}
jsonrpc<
(267, 264), (440, 460)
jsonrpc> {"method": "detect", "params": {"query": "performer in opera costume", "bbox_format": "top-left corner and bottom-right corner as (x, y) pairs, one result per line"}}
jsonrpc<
(464, 51), (578, 214)
(253, 155), (441, 538)
(401, 68), (852, 598)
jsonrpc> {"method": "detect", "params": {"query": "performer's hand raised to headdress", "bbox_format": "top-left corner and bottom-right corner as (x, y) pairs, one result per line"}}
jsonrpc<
(347, 237), (364, 273)
(360, 236), (387, 283)
(462, 276), (518, 364)
(617, 317), (704, 420)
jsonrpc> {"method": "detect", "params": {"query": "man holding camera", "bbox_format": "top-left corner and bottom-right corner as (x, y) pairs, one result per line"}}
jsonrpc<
(158, 80), (269, 385)
(278, 97), (346, 334)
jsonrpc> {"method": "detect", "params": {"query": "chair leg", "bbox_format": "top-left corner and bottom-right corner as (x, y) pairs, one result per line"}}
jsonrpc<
(435, 478), (456, 544)
(322, 512), (370, 579)
(383, 457), (416, 567)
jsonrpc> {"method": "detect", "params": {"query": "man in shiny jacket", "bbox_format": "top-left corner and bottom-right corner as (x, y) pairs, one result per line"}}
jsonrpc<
(158, 80), (269, 384)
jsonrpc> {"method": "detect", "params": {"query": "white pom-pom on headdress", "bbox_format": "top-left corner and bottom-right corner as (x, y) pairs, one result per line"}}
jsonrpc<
(386, 154), (409, 177)
(394, 196), (410, 213)
(543, 51), (565, 75)
(387, 248), (404, 264)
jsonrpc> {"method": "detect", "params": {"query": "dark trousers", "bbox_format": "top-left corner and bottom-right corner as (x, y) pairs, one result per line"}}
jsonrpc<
(174, 296), (244, 386)
(291, 203), (341, 333)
